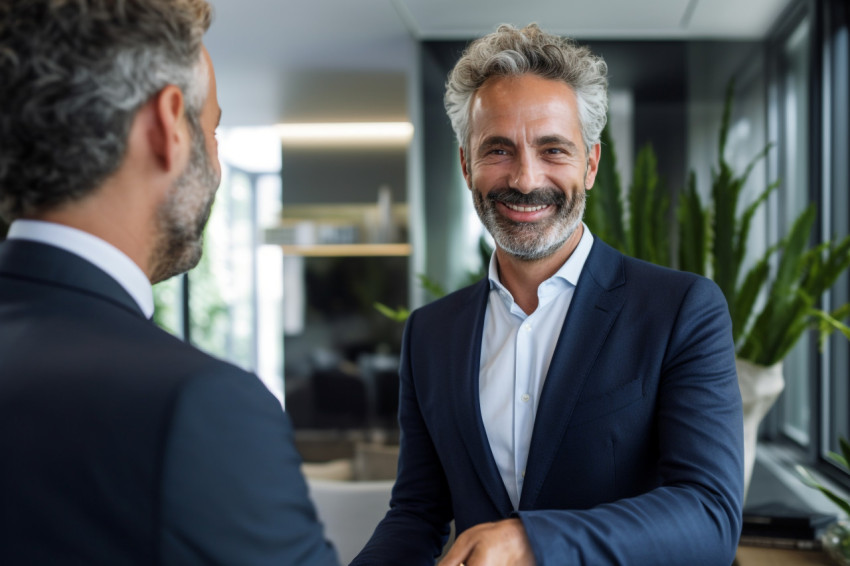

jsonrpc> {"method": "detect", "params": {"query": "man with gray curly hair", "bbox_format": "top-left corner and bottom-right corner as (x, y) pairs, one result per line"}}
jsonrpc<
(355, 24), (742, 565)
(0, 1), (338, 564)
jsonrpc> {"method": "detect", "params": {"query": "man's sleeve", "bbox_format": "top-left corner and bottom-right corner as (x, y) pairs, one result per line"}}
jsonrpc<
(517, 277), (744, 566)
(159, 365), (339, 566)
(351, 310), (454, 565)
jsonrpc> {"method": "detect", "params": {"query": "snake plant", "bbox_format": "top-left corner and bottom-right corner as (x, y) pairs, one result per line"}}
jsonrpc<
(588, 79), (850, 367)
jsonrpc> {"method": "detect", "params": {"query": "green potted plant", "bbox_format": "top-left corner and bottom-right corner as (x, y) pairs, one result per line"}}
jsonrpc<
(675, 82), (850, 364)
(797, 438), (850, 564)
(585, 127), (672, 267)
(679, 82), (850, 494)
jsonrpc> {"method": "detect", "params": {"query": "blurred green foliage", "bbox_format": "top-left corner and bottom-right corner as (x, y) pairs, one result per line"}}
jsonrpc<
(587, 79), (850, 366)
(374, 237), (493, 321)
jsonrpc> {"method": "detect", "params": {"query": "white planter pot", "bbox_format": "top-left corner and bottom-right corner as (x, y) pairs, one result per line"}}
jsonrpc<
(736, 357), (785, 498)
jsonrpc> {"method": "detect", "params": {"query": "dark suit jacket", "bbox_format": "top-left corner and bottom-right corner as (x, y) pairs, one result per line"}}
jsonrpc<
(353, 240), (743, 566)
(0, 239), (339, 565)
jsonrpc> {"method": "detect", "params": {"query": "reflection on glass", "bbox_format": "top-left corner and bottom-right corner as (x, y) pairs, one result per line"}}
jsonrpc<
(779, 16), (811, 445)
(826, 23), (850, 460)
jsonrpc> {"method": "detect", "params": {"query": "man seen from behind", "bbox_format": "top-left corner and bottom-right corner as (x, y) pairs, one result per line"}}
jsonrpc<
(0, 1), (339, 564)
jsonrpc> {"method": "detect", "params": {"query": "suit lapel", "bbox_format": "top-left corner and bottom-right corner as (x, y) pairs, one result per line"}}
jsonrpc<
(0, 239), (145, 318)
(449, 279), (515, 515)
(519, 241), (626, 510)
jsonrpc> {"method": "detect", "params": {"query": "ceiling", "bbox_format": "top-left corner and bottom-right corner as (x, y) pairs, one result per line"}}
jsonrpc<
(204, 0), (795, 126)
(395, 0), (794, 40)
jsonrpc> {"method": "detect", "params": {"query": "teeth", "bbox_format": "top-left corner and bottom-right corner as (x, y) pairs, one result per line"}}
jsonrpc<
(504, 203), (547, 212)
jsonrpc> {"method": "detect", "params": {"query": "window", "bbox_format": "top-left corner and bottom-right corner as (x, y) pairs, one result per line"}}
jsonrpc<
(821, 0), (850, 466)
(768, 5), (814, 446)
(763, 0), (850, 480)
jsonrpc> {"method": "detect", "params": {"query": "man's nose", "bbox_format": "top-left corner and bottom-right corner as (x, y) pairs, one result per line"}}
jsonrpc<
(511, 150), (543, 193)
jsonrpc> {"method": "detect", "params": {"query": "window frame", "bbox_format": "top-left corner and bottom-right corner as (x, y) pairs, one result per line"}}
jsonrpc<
(761, 0), (850, 488)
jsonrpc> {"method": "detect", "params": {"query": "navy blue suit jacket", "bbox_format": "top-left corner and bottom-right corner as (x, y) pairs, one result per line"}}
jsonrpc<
(0, 239), (338, 565)
(354, 240), (743, 565)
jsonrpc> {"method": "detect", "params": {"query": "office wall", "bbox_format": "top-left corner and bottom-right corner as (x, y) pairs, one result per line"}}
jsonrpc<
(278, 71), (409, 205)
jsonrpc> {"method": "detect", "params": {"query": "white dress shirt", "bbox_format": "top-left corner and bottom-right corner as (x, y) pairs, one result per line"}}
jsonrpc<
(7, 219), (155, 318)
(479, 225), (594, 510)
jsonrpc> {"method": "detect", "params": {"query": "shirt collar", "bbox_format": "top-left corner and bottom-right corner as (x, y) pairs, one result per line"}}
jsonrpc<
(488, 222), (595, 302)
(7, 219), (155, 318)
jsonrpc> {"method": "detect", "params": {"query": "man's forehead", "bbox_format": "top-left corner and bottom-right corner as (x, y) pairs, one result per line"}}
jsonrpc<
(469, 76), (577, 123)
(475, 74), (576, 97)
(468, 76), (579, 127)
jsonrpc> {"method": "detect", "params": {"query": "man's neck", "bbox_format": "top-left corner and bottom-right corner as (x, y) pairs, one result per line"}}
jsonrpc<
(34, 185), (157, 282)
(8, 218), (156, 318)
(495, 224), (583, 315)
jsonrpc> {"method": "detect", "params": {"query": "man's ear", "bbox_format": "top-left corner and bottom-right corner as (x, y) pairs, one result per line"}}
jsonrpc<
(584, 143), (601, 190)
(147, 85), (189, 174)
(460, 146), (473, 190)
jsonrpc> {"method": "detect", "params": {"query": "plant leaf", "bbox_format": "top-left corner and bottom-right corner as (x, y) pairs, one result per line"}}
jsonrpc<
(732, 251), (773, 344)
(827, 450), (850, 470)
(718, 79), (734, 162)
(796, 464), (850, 517)
(417, 274), (446, 299)
(629, 144), (661, 261)
(734, 178), (779, 274)
(774, 206), (815, 297)
(586, 124), (627, 252)
(811, 308), (850, 350)
(677, 172), (709, 276)
(373, 302), (410, 322)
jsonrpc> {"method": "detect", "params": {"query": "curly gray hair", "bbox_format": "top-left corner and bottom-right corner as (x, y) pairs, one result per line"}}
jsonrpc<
(445, 23), (608, 155)
(0, 0), (212, 222)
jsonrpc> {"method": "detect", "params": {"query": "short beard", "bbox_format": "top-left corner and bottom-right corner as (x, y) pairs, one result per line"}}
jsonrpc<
(149, 116), (220, 284)
(473, 185), (586, 261)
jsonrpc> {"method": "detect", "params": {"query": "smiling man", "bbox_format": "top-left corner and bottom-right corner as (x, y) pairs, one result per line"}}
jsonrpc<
(353, 24), (743, 566)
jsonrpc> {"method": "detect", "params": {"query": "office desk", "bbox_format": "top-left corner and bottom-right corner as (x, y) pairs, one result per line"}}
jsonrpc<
(736, 546), (833, 565)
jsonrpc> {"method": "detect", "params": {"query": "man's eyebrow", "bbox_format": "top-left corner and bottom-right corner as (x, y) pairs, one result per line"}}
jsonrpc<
(478, 136), (515, 151)
(536, 135), (579, 151)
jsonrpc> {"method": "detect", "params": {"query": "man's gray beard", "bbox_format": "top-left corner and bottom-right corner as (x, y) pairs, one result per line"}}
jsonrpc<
(149, 118), (220, 284)
(473, 186), (586, 261)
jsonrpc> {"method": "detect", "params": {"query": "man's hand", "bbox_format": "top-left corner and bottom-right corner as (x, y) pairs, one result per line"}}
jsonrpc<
(438, 518), (535, 566)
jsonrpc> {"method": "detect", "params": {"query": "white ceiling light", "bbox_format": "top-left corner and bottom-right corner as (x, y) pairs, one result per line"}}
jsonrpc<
(276, 122), (414, 147)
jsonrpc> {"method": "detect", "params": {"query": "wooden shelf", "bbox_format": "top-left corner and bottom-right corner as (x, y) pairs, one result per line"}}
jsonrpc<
(278, 243), (411, 257)
(736, 546), (832, 565)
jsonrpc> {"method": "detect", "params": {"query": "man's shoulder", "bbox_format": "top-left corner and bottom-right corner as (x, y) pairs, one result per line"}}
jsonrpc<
(581, 240), (724, 313)
(622, 254), (704, 285)
(592, 239), (711, 288)
(615, 259), (725, 318)
(0, 273), (257, 399)
(124, 321), (262, 401)
(79, 312), (273, 429)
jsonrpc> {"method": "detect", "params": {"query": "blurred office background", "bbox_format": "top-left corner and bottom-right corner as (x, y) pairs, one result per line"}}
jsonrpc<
(136, 0), (850, 558)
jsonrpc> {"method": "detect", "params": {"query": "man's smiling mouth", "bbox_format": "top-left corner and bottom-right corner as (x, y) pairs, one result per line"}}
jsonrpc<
(502, 203), (549, 212)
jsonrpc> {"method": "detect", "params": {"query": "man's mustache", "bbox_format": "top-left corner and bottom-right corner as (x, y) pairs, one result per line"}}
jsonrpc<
(487, 187), (566, 207)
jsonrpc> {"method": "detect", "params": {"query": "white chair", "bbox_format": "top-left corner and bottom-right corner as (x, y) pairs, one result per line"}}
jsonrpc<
(307, 478), (394, 564)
